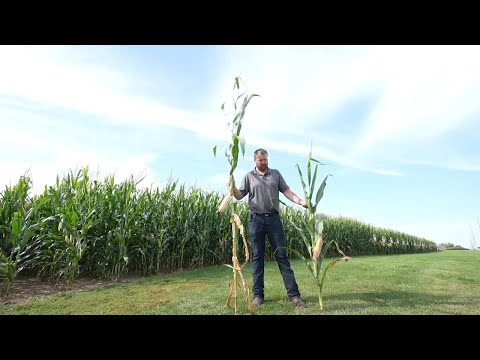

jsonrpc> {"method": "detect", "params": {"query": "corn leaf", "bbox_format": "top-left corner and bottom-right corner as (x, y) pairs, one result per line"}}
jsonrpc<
(291, 222), (312, 257)
(310, 163), (318, 199)
(313, 174), (331, 212)
(230, 136), (239, 175)
(310, 157), (326, 165)
(11, 211), (22, 248)
(295, 164), (309, 206)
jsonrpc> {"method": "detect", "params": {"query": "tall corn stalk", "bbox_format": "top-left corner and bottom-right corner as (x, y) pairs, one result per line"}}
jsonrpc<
(213, 76), (258, 314)
(0, 175), (31, 298)
(291, 145), (351, 310)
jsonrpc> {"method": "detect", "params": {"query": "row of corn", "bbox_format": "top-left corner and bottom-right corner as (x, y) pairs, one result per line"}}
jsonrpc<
(0, 169), (437, 295)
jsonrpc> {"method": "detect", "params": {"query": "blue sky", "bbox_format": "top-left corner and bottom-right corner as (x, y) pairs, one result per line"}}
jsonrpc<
(1, 45), (480, 249)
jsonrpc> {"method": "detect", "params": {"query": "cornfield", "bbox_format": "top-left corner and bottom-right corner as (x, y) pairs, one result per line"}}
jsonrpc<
(0, 169), (437, 297)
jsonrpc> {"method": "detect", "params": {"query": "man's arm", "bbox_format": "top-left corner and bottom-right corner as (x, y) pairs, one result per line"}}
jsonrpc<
(283, 188), (307, 208)
(230, 175), (246, 200)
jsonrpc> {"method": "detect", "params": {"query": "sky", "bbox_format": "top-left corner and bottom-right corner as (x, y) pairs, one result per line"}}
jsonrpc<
(1, 45), (479, 249)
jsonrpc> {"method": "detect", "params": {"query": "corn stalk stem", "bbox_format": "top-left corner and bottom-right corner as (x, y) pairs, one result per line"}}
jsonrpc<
(232, 221), (238, 314)
(317, 285), (323, 311)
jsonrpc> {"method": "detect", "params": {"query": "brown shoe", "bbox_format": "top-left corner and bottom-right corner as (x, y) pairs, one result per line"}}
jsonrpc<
(252, 297), (264, 306)
(291, 297), (308, 309)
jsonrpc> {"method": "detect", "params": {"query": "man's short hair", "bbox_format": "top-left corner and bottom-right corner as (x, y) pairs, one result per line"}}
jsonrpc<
(254, 148), (268, 158)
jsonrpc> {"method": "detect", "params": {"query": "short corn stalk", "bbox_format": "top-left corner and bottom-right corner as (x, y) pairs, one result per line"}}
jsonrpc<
(292, 146), (351, 310)
(214, 76), (259, 314)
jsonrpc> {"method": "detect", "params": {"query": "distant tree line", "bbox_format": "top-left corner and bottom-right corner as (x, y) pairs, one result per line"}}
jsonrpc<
(438, 243), (469, 250)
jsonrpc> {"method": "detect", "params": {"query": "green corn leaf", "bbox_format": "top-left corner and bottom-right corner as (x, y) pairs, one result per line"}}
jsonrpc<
(320, 239), (334, 262)
(232, 112), (241, 128)
(213, 146), (217, 157)
(307, 158), (312, 189)
(236, 91), (247, 101)
(305, 259), (318, 284)
(306, 212), (316, 236)
(283, 245), (305, 261)
(274, 245), (316, 282)
(11, 211), (22, 248)
(295, 164), (309, 205)
(230, 136), (239, 175)
(310, 163), (318, 200)
(307, 142), (313, 188)
(314, 239), (333, 273)
(236, 97), (249, 134)
(310, 157), (326, 165)
(86, 209), (96, 221)
(313, 174), (332, 212)
(319, 258), (342, 294)
(236, 94), (259, 136)
(315, 219), (324, 237)
(233, 97), (238, 112)
(291, 222), (313, 257)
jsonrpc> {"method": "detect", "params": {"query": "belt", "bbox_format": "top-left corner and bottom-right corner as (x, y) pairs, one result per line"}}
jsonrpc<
(255, 212), (276, 216)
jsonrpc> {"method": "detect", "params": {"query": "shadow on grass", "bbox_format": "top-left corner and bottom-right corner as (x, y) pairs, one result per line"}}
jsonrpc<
(300, 290), (468, 313)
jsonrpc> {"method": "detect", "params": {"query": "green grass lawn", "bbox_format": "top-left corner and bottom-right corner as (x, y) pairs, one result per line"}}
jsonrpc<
(1, 250), (479, 315)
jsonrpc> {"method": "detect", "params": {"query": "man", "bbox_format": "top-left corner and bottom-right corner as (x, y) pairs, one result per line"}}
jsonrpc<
(230, 148), (308, 309)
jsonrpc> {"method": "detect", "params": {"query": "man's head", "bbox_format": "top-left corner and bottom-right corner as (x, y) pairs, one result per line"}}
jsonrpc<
(254, 148), (268, 172)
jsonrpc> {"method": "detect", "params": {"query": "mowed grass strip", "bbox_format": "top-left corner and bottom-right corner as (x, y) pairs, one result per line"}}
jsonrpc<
(1, 250), (479, 315)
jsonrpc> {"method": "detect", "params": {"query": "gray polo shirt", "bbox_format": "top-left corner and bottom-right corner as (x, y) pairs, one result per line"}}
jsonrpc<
(238, 167), (289, 214)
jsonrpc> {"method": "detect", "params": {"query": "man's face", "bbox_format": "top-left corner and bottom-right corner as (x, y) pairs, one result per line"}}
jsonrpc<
(255, 153), (268, 172)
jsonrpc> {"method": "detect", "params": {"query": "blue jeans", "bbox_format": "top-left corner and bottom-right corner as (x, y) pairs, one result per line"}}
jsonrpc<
(248, 212), (301, 300)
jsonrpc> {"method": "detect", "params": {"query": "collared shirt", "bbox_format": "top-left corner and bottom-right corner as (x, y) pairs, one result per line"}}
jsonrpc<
(238, 167), (289, 214)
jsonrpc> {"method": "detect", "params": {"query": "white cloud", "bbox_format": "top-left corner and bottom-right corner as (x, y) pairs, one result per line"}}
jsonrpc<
(244, 136), (404, 176)
(351, 46), (480, 160)
(2, 44), (480, 197)
(401, 158), (480, 172)
(0, 45), (228, 138)
(215, 45), (480, 175)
